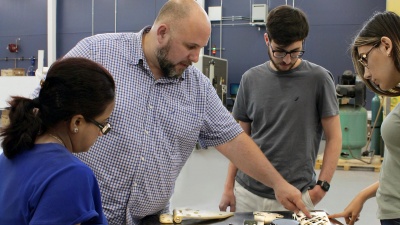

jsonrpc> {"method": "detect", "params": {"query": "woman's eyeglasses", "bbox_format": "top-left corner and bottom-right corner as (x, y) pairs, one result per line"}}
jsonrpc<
(358, 43), (379, 68)
(86, 117), (111, 135)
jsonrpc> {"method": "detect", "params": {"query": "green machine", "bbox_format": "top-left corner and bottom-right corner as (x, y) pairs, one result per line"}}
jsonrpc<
(336, 70), (367, 159)
(370, 94), (384, 157)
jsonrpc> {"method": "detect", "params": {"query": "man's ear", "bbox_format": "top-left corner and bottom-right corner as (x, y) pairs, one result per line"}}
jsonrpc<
(264, 33), (270, 46)
(157, 24), (169, 44)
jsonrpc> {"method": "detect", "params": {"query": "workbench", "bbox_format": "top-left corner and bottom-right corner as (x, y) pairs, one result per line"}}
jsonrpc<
(140, 211), (344, 225)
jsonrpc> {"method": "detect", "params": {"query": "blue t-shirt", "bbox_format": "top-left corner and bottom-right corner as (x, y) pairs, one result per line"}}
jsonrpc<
(0, 143), (107, 225)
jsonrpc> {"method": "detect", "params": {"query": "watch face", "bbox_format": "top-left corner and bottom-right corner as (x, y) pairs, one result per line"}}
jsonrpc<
(317, 180), (330, 191)
(322, 182), (330, 191)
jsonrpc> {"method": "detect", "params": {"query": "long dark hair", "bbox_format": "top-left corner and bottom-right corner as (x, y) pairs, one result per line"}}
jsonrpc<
(352, 11), (400, 96)
(1, 57), (115, 158)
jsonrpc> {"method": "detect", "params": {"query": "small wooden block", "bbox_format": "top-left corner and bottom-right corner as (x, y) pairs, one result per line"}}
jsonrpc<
(172, 208), (234, 223)
(159, 213), (174, 224)
(254, 212), (284, 224)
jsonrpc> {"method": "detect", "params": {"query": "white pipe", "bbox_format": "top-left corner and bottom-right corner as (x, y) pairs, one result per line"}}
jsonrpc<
(92, 0), (94, 35)
(196, 0), (204, 8)
(36, 50), (44, 76)
(202, 0), (212, 56)
(47, 0), (57, 66)
(197, 0), (205, 56)
(35, 49), (49, 84)
(115, 0), (117, 32)
(219, 0), (222, 58)
(250, 0), (252, 23)
(193, 0), (205, 65)
(209, 62), (215, 84)
(209, 32), (212, 56)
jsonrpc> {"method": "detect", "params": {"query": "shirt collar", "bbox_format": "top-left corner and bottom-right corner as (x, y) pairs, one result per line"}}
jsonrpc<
(131, 26), (150, 67)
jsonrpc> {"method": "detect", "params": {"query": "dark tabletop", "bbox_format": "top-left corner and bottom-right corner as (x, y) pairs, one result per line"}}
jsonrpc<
(141, 211), (344, 225)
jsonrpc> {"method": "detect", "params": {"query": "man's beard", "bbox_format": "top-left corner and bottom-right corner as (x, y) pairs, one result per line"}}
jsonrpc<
(267, 50), (298, 72)
(156, 41), (189, 79)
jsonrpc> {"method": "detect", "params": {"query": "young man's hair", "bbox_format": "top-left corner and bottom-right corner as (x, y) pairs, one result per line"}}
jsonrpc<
(266, 5), (309, 46)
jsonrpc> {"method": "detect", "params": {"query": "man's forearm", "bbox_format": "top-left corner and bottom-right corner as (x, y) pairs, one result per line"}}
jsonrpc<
(223, 162), (238, 191)
(319, 138), (341, 182)
(319, 115), (342, 182)
(217, 132), (285, 189)
(217, 132), (311, 216)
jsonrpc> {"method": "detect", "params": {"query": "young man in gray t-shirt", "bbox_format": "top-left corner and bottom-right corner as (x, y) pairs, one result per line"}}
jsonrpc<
(219, 5), (342, 212)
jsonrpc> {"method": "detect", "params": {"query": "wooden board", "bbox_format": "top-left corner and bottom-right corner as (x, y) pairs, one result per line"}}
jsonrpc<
(315, 154), (381, 172)
(153, 211), (342, 225)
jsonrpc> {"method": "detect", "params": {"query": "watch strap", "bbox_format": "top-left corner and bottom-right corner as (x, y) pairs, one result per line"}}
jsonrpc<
(316, 180), (330, 191)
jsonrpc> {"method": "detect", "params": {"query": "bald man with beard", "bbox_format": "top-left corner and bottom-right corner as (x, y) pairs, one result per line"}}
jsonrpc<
(64, 1), (311, 224)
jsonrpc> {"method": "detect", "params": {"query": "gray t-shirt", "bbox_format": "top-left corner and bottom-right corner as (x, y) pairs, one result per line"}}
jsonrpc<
(233, 60), (339, 199)
(377, 103), (400, 219)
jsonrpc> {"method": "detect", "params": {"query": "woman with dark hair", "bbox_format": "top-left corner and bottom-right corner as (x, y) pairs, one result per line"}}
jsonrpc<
(0, 57), (115, 225)
(329, 11), (400, 225)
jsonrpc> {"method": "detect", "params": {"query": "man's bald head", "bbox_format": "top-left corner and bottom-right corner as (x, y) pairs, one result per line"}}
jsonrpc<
(154, 0), (208, 28)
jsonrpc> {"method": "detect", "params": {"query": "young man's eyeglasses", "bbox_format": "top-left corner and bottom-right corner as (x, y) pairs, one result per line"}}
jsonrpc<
(86, 117), (111, 135)
(269, 44), (305, 58)
(358, 43), (379, 68)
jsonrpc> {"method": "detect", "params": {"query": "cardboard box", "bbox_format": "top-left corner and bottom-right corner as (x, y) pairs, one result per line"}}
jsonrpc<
(13, 68), (25, 76)
(1, 68), (25, 76)
(1, 109), (10, 127)
(1, 69), (13, 76)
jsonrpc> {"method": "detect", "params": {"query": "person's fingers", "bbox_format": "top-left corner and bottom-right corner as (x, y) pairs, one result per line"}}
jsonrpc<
(349, 214), (359, 225)
(328, 212), (346, 219)
(281, 198), (298, 213)
(292, 197), (311, 218)
(282, 197), (311, 218)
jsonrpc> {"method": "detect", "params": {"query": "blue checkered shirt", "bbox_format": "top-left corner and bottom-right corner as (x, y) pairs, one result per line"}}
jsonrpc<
(64, 27), (242, 225)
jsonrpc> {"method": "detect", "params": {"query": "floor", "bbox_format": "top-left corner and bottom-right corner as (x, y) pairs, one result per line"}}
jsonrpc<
(170, 143), (380, 225)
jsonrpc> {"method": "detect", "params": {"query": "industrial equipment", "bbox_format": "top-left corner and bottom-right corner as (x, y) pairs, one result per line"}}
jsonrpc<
(370, 94), (383, 156)
(194, 55), (228, 106)
(336, 70), (368, 159)
(251, 4), (268, 23)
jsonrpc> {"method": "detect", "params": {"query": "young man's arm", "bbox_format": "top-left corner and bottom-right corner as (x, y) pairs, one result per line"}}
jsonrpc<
(309, 115), (342, 204)
(219, 121), (251, 212)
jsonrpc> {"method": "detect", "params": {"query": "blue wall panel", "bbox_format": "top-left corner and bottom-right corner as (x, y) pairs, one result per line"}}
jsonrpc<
(57, 0), (92, 59)
(0, 0), (47, 69)
(0, 0), (386, 108)
(206, 0), (385, 109)
(117, 0), (165, 32)
(57, 0), (92, 33)
(93, 0), (115, 33)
